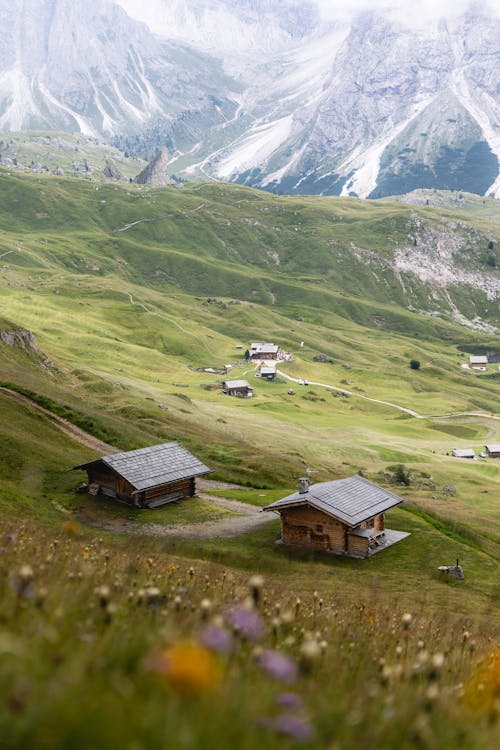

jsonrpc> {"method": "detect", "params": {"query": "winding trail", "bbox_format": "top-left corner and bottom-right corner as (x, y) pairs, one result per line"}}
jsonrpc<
(0, 387), (117, 454)
(0, 387), (275, 537)
(277, 370), (500, 421)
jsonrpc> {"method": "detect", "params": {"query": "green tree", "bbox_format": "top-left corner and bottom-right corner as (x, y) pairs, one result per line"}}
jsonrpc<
(409, 359), (421, 370)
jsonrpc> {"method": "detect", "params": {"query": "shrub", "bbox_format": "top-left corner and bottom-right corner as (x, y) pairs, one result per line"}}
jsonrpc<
(409, 359), (421, 370)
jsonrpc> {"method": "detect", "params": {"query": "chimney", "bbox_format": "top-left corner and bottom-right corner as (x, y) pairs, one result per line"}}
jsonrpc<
(298, 477), (310, 494)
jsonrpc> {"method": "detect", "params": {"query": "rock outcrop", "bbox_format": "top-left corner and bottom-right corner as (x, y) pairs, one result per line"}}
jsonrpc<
(0, 328), (40, 351)
(103, 158), (122, 181)
(134, 148), (172, 187)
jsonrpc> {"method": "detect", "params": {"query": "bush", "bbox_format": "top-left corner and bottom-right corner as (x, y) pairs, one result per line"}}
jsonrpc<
(409, 359), (421, 370)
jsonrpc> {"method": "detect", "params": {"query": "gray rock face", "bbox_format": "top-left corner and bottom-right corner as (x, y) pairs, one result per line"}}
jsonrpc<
(103, 158), (123, 181)
(134, 148), (171, 187)
(0, 328), (39, 351)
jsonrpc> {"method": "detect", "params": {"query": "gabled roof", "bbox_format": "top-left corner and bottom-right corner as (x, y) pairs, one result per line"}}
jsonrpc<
(74, 442), (211, 493)
(452, 448), (475, 458)
(262, 475), (405, 527)
(223, 379), (252, 389)
(485, 444), (500, 453)
(250, 342), (279, 353)
(469, 355), (488, 364)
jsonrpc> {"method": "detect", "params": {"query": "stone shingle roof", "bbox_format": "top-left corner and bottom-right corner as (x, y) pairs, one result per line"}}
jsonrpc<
(263, 475), (405, 527)
(74, 442), (211, 493)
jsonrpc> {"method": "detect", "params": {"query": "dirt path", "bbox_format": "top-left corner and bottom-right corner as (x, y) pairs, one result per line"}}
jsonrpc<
(1, 386), (276, 537)
(77, 502), (277, 539)
(0, 387), (117, 454)
(277, 370), (500, 421)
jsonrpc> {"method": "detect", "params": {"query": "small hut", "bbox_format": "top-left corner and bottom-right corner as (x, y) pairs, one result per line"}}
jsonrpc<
(260, 364), (277, 381)
(451, 448), (476, 459)
(73, 442), (211, 508)
(263, 476), (409, 558)
(222, 379), (254, 397)
(469, 355), (488, 369)
(485, 443), (500, 458)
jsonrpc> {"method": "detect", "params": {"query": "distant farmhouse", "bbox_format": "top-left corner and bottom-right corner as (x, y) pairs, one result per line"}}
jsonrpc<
(263, 476), (409, 558)
(469, 355), (488, 369)
(452, 448), (476, 459)
(249, 342), (279, 361)
(485, 443), (500, 458)
(73, 442), (211, 508)
(222, 379), (254, 398)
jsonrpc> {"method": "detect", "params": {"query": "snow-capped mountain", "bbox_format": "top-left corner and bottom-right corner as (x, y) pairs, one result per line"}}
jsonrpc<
(0, 0), (499, 198)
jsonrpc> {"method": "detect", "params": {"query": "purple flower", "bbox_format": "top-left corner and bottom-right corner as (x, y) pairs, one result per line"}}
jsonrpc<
(276, 693), (303, 711)
(262, 714), (315, 742)
(225, 606), (265, 642)
(257, 649), (298, 684)
(200, 625), (235, 655)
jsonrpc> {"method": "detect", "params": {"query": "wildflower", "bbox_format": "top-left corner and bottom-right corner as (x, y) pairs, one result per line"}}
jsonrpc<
(200, 624), (234, 655)
(226, 605), (265, 642)
(62, 520), (79, 535)
(262, 714), (315, 742)
(256, 649), (298, 684)
(19, 565), (34, 583)
(401, 613), (413, 630)
(158, 640), (222, 696)
(276, 693), (303, 711)
(299, 639), (321, 674)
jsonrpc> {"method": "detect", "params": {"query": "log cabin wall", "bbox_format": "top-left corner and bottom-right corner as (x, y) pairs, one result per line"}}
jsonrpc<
(280, 506), (347, 554)
(373, 513), (385, 531)
(142, 477), (194, 504)
(347, 534), (369, 557)
(86, 465), (136, 503)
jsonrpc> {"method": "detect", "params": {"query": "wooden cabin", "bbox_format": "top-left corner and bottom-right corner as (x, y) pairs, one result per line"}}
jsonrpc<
(452, 448), (476, 459)
(469, 355), (488, 369)
(263, 476), (409, 558)
(249, 342), (279, 361)
(260, 364), (277, 381)
(73, 442), (211, 509)
(222, 379), (254, 397)
(485, 443), (500, 458)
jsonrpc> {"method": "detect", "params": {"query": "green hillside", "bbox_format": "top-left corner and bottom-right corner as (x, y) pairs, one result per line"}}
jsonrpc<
(0, 170), (498, 749)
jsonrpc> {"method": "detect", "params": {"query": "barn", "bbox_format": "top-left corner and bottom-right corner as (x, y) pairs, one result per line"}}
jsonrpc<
(485, 443), (500, 458)
(73, 442), (211, 508)
(263, 476), (409, 558)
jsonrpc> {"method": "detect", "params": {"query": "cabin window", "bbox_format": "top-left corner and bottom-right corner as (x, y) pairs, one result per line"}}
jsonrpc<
(316, 524), (323, 533)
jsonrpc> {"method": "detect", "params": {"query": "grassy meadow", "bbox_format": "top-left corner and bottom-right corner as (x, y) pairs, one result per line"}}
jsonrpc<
(0, 169), (498, 747)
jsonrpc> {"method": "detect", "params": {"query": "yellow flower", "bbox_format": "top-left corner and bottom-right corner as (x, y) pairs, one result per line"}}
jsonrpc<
(160, 640), (222, 696)
(464, 645), (500, 716)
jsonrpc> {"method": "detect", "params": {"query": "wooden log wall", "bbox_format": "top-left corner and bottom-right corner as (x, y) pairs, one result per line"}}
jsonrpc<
(280, 506), (347, 554)
(347, 535), (369, 557)
(143, 477), (194, 504)
(374, 513), (385, 531)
